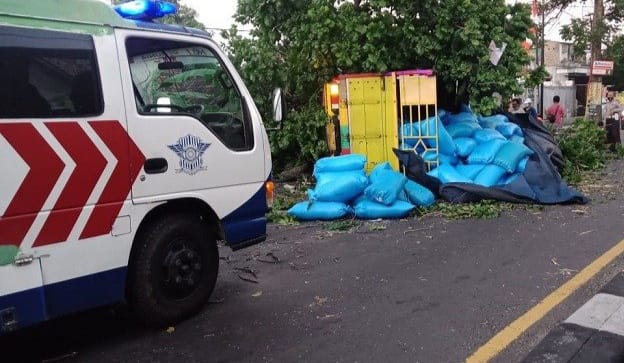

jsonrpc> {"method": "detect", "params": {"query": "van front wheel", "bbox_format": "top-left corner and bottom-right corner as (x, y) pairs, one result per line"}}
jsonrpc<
(128, 214), (219, 326)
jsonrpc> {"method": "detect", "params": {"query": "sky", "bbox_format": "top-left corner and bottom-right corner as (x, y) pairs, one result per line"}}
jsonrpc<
(181, 0), (238, 38)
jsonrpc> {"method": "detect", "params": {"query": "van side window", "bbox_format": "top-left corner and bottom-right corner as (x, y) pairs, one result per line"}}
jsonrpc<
(0, 26), (103, 118)
(125, 37), (253, 151)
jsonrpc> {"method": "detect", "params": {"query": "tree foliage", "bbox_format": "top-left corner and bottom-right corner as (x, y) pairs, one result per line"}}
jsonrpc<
(111, 0), (206, 30)
(604, 35), (624, 89)
(555, 0), (624, 59)
(224, 0), (536, 169)
(554, 1), (624, 89)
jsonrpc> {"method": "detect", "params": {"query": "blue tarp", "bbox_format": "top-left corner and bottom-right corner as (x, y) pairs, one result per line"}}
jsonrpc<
(396, 112), (588, 205)
(443, 112), (587, 204)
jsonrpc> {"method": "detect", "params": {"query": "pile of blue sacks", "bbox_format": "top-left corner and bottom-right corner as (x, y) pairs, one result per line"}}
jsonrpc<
(288, 154), (436, 221)
(401, 107), (533, 187)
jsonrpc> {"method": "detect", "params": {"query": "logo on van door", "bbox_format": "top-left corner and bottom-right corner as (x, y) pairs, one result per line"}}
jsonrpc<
(168, 135), (210, 175)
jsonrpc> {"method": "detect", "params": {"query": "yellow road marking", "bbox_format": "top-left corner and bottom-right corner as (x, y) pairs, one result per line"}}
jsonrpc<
(466, 238), (624, 363)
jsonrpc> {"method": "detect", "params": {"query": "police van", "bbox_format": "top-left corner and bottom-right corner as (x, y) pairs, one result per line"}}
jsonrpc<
(0, 0), (282, 333)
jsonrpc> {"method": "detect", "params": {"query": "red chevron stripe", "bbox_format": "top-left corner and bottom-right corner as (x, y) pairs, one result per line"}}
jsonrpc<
(80, 121), (144, 239)
(34, 122), (107, 246)
(0, 123), (64, 246)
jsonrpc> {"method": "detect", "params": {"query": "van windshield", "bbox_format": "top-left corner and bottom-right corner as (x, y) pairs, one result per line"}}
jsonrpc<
(129, 46), (240, 114)
(125, 37), (253, 151)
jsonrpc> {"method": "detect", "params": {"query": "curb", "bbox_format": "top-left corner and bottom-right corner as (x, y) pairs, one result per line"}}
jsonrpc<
(522, 273), (624, 362)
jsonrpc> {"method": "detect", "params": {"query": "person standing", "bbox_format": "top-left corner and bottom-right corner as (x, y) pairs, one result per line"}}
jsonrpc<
(508, 97), (524, 114)
(604, 91), (624, 121)
(522, 98), (538, 119)
(546, 95), (565, 127)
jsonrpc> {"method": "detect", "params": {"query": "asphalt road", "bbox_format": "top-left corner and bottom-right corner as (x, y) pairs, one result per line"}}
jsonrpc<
(4, 162), (624, 363)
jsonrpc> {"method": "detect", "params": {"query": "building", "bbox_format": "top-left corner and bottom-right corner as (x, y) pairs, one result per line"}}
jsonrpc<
(531, 40), (590, 117)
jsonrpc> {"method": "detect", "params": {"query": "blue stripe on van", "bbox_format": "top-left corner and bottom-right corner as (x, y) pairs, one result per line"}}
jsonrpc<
(0, 267), (126, 335)
(0, 286), (47, 334)
(44, 267), (127, 319)
(221, 183), (268, 246)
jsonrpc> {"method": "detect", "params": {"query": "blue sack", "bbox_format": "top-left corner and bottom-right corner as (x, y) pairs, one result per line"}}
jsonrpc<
(440, 153), (459, 165)
(438, 109), (450, 125)
(314, 154), (366, 174)
(454, 137), (477, 158)
(446, 122), (480, 139)
(491, 141), (534, 173)
(473, 164), (507, 187)
(422, 150), (438, 163)
(517, 156), (529, 173)
(499, 173), (520, 185)
(354, 199), (415, 220)
(417, 117), (457, 156)
(467, 139), (507, 164)
(496, 123), (523, 138)
(427, 167), (439, 179)
(448, 112), (478, 124)
(404, 180), (435, 207)
(437, 164), (473, 184)
(309, 170), (368, 202)
(478, 114), (508, 129)
(473, 129), (506, 144)
(288, 201), (353, 221)
(364, 169), (408, 205)
(423, 150), (457, 165)
(455, 164), (486, 180)
(510, 135), (525, 144)
(369, 162), (393, 182)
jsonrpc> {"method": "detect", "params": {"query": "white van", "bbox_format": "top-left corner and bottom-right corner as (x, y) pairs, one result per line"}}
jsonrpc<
(0, 0), (282, 333)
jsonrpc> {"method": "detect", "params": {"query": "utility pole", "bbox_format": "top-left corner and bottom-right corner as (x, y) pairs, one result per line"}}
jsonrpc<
(539, 0), (545, 116)
(587, 0), (604, 122)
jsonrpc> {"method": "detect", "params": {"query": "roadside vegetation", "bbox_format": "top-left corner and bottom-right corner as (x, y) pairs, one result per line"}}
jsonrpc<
(555, 119), (608, 185)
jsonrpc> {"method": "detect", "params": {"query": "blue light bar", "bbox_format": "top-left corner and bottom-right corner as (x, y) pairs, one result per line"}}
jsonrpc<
(114, 0), (177, 21)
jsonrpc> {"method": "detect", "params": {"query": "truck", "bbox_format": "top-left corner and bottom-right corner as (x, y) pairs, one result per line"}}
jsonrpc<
(0, 0), (283, 333)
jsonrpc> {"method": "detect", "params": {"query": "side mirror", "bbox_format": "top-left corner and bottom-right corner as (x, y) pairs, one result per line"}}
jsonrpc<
(156, 97), (172, 113)
(273, 88), (285, 122)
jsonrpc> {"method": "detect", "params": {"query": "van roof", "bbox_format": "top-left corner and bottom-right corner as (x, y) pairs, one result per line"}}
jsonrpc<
(0, 0), (131, 28)
(0, 0), (211, 38)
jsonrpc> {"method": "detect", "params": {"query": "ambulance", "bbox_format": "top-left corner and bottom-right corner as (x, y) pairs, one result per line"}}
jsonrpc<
(0, 0), (282, 333)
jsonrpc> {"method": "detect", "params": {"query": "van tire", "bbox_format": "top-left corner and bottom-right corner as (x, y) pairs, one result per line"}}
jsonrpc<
(128, 213), (219, 327)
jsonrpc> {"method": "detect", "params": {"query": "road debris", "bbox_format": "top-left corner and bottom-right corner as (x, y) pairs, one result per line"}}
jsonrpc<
(316, 313), (341, 322)
(166, 326), (175, 334)
(309, 296), (328, 307)
(42, 352), (78, 363)
(235, 267), (259, 283)
(257, 252), (280, 264)
(252, 291), (263, 297)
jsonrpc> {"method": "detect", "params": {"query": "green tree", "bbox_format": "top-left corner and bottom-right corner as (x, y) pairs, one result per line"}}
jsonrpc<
(604, 35), (624, 89)
(224, 0), (536, 170)
(112, 0), (206, 30)
(555, 0), (623, 59)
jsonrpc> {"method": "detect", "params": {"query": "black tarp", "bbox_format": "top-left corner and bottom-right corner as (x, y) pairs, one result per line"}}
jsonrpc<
(395, 112), (588, 205)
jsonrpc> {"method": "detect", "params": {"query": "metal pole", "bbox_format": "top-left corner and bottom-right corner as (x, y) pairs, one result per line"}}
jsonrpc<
(539, 0), (545, 116)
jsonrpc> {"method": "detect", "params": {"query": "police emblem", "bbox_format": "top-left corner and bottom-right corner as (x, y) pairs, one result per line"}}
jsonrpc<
(168, 135), (210, 175)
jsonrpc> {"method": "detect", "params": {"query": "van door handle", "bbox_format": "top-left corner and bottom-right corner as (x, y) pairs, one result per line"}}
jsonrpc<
(144, 158), (168, 174)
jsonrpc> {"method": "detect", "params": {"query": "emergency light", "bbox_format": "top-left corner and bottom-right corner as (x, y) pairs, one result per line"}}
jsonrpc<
(114, 0), (177, 21)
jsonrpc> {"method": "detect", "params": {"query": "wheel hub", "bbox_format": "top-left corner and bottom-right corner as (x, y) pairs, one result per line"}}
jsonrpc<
(162, 243), (202, 299)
